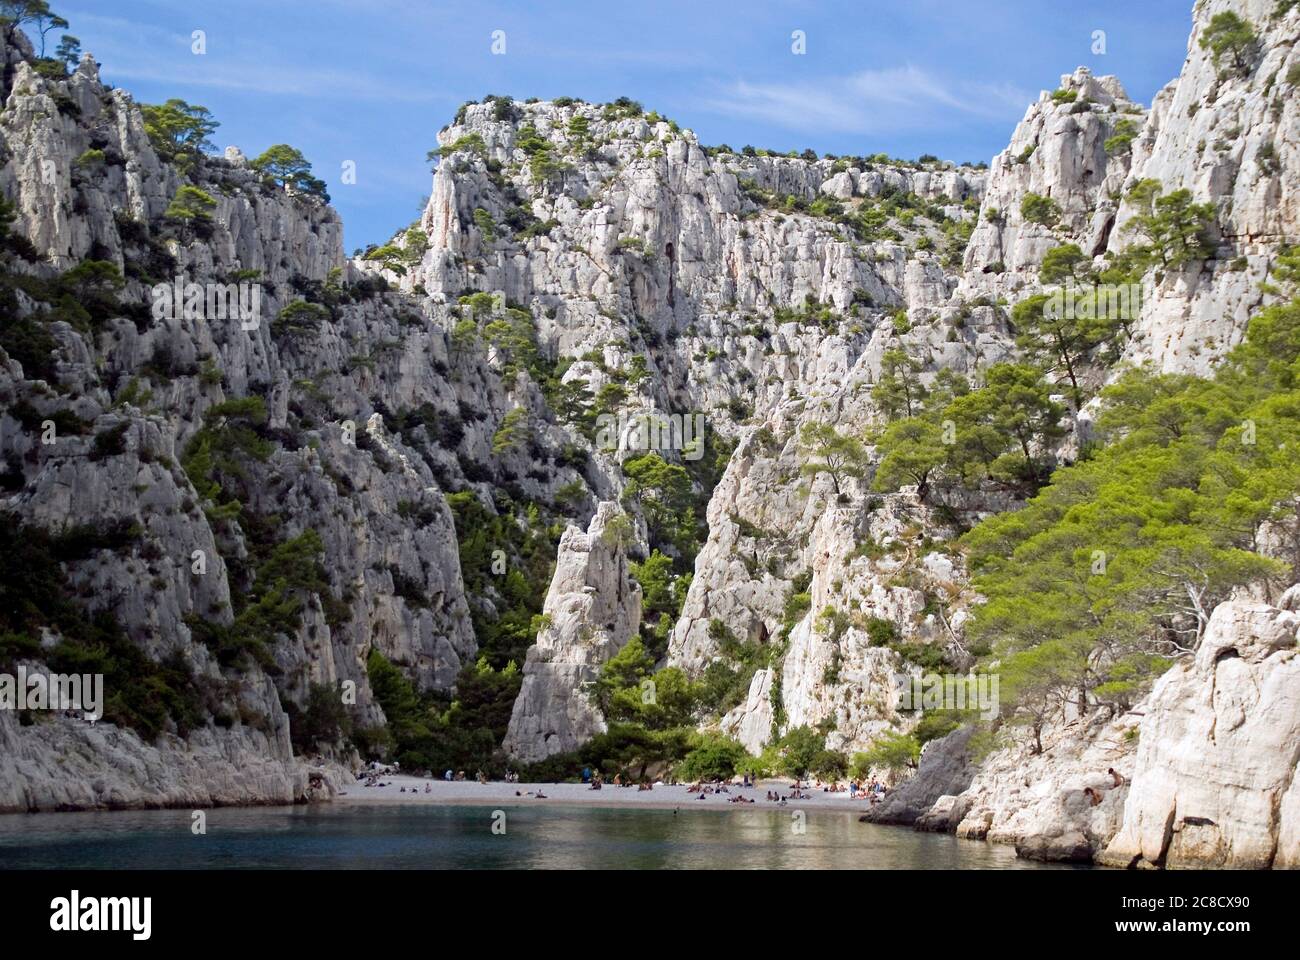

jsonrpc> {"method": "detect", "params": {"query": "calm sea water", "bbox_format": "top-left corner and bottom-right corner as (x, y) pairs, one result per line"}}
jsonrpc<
(0, 803), (1081, 869)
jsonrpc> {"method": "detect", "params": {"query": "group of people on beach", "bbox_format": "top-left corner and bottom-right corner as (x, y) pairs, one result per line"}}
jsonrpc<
(587, 771), (656, 791)
(691, 782), (755, 803)
(762, 778), (812, 802)
(850, 780), (888, 802)
(356, 760), (400, 788)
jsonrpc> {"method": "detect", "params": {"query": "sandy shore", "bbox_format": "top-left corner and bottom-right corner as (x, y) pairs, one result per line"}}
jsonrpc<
(334, 774), (881, 814)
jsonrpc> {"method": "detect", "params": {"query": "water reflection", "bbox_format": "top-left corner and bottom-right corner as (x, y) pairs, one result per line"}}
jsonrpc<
(0, 804), (1084, 870)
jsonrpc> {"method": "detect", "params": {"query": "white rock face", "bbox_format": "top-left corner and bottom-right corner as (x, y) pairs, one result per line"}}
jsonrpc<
(1099, 594), (1300, 869)
(887, 587), (1300, 868)
(949, 711), (1137, 863)
(1110, 0), (1300, 374)
(0, 693), (349, 812)
(958, 67), (1144, 309)
(503, 503), (642, 762)
(720, 668), (773, 754)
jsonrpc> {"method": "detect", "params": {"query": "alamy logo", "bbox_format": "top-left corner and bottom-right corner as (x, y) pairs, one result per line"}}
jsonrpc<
(595, 412), (706, 461)
(0, 667), (103, 720)
(49, 891), (151, 941)
(898, 672), (1000, 721)
(151, 275), (262, 330)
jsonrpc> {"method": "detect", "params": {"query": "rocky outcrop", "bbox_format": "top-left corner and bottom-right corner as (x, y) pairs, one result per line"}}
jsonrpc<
(958, 1), (1300, 376)
(962, 66), (1144, 297)
(951, 711), (1136, 863)
(858, 725), (977, 827)
(1098, 592), (1300, 869)
(503, 503), (642, 762)
(720, 668), (773, 754)
(0, 696), (349, 812)
(876, 585), (1300, 868)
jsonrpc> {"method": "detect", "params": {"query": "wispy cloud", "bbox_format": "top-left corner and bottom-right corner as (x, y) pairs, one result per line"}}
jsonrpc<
(702, 66), (1031, 136)
(72, 12), (444, 104)
(102, 61), (445, 104)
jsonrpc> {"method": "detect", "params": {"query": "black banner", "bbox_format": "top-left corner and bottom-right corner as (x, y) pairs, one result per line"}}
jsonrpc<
(0, 868), (1282, 946)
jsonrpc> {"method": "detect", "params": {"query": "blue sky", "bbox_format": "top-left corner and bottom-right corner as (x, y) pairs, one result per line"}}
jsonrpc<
(55, 0), (1195, 250)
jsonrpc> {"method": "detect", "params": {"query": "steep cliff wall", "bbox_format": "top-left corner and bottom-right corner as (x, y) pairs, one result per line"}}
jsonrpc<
(0, 34), (484, 809)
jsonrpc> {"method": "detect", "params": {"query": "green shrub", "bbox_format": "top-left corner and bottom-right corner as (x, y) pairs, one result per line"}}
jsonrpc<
(851, 731), (920, 778)
(675, 731), (749, 781)
(473, 207), (496, 242)
(1020, 193), (1060, 226)
(1199, 11), (1256, 76)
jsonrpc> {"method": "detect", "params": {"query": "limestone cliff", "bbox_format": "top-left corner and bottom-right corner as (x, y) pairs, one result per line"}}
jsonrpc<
(0, 0), (1296, 868)
(503, 502), (642, 762)
(0, 31), (481, 808)
(1098, 589), (1300, 869)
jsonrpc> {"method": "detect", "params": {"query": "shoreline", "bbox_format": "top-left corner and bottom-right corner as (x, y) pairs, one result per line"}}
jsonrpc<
(333, 774), (882, 814)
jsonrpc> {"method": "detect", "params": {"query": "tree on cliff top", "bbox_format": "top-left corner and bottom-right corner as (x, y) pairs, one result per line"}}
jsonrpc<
(142, 99), (219, 174)
(251, 144), (330, 201)
(0, 1), (59, 49)
(165, 185), (216, 241)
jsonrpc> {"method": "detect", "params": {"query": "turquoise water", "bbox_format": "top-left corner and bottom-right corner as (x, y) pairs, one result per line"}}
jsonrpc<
(0, 804), (1081, 869)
